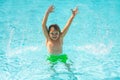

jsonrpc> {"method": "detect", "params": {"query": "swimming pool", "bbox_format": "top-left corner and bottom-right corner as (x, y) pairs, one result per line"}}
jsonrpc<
(0, 0), (120, 80)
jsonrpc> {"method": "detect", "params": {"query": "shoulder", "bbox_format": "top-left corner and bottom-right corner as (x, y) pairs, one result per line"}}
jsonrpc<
(59, 36), (63, 43)
(46, 37), (51, 43)
(60, 32), (65, 39)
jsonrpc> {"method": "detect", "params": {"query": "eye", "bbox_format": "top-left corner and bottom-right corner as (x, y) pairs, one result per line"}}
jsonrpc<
(55, 32), (59, 35)
(50, 32), (59, 35)
(50, 33), (53, 35)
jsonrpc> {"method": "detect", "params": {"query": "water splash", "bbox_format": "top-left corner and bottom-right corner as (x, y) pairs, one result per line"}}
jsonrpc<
(6, 25), (15, 56)
(6, 46), (39, 57)
(76, 42), (114, 55)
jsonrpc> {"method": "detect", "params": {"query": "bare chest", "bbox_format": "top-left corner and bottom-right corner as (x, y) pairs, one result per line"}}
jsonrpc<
(46, 39), (63, 53)
(47, 40), (62, 49)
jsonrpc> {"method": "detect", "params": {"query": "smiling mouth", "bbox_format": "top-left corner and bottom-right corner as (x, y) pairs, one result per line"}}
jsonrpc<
(52, 36), (58, 40)
(53, 37), (57, 38)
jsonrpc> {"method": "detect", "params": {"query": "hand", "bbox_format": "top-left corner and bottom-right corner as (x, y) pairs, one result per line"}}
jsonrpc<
(47, 5), (54, 13)
(71, 7), (78, 16)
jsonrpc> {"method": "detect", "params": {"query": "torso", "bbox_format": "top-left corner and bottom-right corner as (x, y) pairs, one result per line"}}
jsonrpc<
(46, 37), (63, 54)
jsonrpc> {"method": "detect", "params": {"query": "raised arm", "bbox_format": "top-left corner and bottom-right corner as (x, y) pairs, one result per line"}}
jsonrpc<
(42, 5), (54, 39)
(61, 7), (78, 38)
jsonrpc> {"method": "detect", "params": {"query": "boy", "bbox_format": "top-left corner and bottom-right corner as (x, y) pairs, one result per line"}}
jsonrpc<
(42, 5), (78, 64)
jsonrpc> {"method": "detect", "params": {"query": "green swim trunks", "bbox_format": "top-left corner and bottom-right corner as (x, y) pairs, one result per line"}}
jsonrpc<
(47, 54), (68, 63)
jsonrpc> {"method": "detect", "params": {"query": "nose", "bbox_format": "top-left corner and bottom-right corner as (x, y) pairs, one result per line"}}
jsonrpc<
(53, 33), (57, 36)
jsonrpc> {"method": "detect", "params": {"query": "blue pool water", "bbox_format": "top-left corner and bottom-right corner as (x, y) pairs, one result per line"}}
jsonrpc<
(0, 0), (120, 80)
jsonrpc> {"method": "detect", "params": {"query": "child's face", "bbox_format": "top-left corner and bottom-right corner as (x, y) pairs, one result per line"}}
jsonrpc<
(49, 27), (60, 40)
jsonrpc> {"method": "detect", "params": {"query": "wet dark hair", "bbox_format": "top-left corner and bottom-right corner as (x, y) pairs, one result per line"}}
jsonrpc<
(48, 24), (61, 33)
